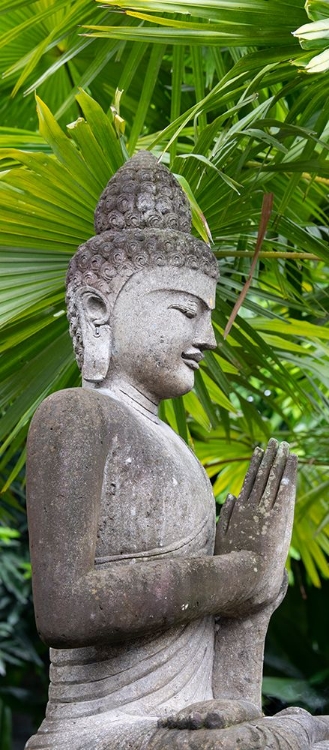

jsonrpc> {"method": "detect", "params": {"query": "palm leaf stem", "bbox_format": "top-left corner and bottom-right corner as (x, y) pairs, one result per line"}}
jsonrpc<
(215, 252), (321, 260)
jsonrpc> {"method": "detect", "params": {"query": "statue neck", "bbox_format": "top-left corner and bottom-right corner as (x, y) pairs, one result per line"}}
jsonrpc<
(96, 378), (160, 423)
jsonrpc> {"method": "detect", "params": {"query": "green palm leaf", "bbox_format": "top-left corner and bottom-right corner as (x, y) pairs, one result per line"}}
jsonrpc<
(0, 0), (328, 585)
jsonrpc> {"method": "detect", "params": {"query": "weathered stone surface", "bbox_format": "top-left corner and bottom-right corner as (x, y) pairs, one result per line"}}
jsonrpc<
(94, 150), (192, 234)
(25, 152), (329, 749)
(147, 711), (329, 750)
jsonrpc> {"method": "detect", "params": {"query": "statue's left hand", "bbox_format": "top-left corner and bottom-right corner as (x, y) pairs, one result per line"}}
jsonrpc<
(158, 698), (261, 730)
(214, 438), (297, 613)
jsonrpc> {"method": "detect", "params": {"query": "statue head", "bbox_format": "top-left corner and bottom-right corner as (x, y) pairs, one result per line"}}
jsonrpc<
(66, 151), (218, 400)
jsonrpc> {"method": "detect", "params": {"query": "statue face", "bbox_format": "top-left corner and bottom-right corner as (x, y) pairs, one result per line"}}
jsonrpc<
(105, 266), (217, 401)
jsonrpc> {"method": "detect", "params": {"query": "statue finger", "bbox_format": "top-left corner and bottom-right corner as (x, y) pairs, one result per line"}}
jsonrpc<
(159, 712), (203, 730)
(186, 712), (204, 730)
(272, 453), (297, 513)
(218, 493), (236, 535)
(261, 441), (290, 510)
(248, 437), (278, 505)
(238, 446), (264, 504)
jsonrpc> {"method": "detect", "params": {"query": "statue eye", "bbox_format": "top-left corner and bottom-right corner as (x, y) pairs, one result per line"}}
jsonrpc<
(169, 304), (197, 319)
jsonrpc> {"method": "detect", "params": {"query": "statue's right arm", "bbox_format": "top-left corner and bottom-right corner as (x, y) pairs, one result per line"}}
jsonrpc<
(27, 389), (261, 649)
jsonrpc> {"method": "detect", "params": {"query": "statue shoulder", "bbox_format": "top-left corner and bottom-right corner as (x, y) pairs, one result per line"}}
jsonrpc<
(27, 388), (136, 463)
(28, 387), (121, 440)
(26, 389), (112, 515)
(30, 386), (100, 421)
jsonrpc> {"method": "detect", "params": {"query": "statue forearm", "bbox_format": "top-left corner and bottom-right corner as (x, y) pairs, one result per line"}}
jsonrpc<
(35, 550), (260, 649)
(212, 609), (271, 711)
(212, 573), (288, 709)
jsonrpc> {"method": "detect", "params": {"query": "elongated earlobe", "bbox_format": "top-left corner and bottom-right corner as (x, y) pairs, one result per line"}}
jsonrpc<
(76, 288), (112, 383)
(82, 323), (112, 382)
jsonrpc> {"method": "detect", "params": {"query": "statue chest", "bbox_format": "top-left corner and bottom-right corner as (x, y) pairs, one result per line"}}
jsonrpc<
(95, 413), (215, 562)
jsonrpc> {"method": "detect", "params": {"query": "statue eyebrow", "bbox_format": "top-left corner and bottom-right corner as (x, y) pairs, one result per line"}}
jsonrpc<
(155, 289), (211, 311)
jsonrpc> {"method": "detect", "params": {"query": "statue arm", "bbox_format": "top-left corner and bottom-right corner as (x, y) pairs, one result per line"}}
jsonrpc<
(212, 439), (296, 708)
(159, 609), (272, 731)
(205, 441), (296, 728)
(212, 584), (287, 709)
(159, 440), (296, 731)
(27, 388), (261, 649)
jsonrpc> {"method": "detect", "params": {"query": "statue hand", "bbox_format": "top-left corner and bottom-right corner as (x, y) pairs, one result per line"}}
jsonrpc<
(215, 438), (297, 610)
(158, 698), (261, 730)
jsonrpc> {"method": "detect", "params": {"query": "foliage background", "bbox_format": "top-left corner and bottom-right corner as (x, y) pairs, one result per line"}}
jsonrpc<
(0, 0), (328, 746)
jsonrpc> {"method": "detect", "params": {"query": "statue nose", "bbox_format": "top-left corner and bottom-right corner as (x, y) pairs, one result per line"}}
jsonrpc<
(194, 320), (217, 352)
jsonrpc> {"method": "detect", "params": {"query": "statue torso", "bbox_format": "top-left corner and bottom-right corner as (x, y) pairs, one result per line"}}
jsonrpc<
(94, 393), (216, 564)
(44, 390), (216, 729)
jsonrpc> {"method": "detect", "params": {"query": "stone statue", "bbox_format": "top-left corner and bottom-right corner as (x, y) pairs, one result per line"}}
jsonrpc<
(25, 151), (329, 749)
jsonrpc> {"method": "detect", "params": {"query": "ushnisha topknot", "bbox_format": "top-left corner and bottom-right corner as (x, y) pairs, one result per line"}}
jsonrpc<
(94, 150), (192, 235)
(66, 151), (218, 369)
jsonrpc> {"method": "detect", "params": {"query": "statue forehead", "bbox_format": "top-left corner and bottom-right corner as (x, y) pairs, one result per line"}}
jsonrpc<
(117, 267), (217, 310)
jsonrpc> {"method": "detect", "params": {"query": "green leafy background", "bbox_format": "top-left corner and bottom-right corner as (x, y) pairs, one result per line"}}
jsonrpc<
(0, 0), (328, 745)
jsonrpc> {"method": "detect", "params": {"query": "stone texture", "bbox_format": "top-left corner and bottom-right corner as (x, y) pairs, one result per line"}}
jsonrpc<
(94, 150), (191, 234)
(25, 152), (329, 749)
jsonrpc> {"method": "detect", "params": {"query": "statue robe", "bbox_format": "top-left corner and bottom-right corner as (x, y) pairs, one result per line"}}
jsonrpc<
(25, 398), (329, 750)
(26, 401), (216, 749)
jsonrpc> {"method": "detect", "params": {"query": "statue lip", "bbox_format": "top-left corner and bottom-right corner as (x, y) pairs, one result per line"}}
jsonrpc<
(181, 350), (203, 370)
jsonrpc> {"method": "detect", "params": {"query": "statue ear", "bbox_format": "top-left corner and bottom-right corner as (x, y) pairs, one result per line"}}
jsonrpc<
(76, 288), (112, 383)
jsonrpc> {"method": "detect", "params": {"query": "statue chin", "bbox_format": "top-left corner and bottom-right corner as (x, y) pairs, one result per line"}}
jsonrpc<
(152, 368), (196, 401)
(25, 152), (329, 750)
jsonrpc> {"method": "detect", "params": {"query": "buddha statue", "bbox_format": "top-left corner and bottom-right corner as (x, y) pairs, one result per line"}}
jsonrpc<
(25, 151), (329, 749)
